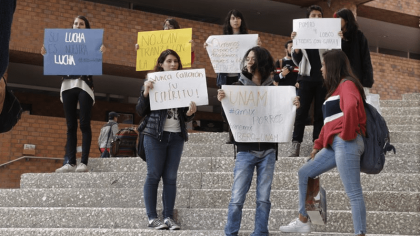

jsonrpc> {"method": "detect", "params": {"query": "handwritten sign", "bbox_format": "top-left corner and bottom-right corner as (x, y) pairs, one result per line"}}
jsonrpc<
(136, 29), (192, 71)
(147, 69), (208, 110)
(293, 18), (341, 49)
(43, 29), (103, 75)
(205, 34), (258, 73)
(221, 85), (296, 143)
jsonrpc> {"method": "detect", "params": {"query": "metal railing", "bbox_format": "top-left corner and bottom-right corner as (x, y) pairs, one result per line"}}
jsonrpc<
(0, 156), (64, 168)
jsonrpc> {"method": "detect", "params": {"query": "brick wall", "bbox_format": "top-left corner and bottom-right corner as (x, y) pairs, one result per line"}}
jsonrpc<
(370, 52), (420, 99)
(0, 113), (136, 188)
(364, 0), (420, 17)
(10, 0), (290, 80)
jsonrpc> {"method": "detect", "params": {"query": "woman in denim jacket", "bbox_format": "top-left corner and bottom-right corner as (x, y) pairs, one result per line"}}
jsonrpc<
(136, 49), (196, 230)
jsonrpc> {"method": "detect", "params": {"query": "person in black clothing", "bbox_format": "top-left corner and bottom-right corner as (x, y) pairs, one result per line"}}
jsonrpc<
(288, 5), (330, 157)
(0, 0), (16, 79)
(273, 40), (298, 87)
(335, 8), (374, 89)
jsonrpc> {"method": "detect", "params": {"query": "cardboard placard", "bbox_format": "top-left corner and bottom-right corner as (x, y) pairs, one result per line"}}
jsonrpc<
(136, 28), (192, 71)
(221, 85), (296, 143)
(43, 29), (104, 75)
(147, 69), (208, 110)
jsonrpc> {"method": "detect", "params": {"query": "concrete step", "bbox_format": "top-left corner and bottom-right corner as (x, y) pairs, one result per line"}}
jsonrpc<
(0, 208), (417, 234)
(84, 156), (419, 174)
(403, 93), (420, 101)
(20, 172), (420, 192)
(0, 188), (417, 212)
(381, 107), (420, 116)
(0, 228), (413, 236)
(380, 100), (420, 107)
(383, 116), (420, 125)
(388, 125), (420, 131)
(222, 142), (419, 159)
(187, 130), (419, 145)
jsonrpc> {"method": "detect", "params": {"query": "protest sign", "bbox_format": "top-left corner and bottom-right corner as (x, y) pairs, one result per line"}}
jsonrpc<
(205, 34), (258, 73)
(147, 69), (208, 110)
(293, 18), (341, 49)
(43, 29), (104, 75)
(221, 85), (296, 143)
(136, 28), (192, 71)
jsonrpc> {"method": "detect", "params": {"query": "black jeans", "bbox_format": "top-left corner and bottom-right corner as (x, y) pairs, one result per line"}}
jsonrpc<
(62, 87), (93, 165)
(293, 80), (326, 143)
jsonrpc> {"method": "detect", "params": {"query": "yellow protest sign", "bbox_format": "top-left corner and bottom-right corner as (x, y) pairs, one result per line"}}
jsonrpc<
(136, 28), (192, 71)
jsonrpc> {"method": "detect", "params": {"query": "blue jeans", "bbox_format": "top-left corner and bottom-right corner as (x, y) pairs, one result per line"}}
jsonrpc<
(298, 134), (366, 235)
(143, 131), (184, 220)
(225, 151), (276, 236)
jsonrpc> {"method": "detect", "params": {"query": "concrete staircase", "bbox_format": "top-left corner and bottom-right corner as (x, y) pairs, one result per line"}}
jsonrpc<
(0, 93), (419, 236)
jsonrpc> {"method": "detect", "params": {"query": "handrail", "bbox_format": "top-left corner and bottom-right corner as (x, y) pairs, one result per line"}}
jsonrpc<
(0, 156), (64, 168)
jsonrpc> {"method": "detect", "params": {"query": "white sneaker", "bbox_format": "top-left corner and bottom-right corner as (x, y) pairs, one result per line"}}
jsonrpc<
(55, 164), (76, 173)
(75, 163), (89, 172)
(279, 218), (311, 233)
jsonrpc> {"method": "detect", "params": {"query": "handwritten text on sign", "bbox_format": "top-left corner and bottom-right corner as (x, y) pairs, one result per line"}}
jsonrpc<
(205, 34), (258, 73)
(221, 86), (296, 143)
(43, 29), (103, 75)
(293, 18), (341, 49)
(136, 28), (192, 71)
(147, 69), (208, 110)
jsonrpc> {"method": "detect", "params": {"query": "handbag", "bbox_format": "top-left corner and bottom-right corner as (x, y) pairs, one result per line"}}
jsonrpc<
(137, 115), (149, 162)
(99, 124), (113, 158)
(0, 76), (22, 133)
(305, 176), (327, 225)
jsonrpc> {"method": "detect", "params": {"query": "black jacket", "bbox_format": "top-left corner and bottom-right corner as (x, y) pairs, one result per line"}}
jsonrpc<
(136, 89), (194, 142)
(342, 30), (374, 88)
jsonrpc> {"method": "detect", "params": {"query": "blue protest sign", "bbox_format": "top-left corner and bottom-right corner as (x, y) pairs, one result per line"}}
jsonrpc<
(43, 29), (104, 75)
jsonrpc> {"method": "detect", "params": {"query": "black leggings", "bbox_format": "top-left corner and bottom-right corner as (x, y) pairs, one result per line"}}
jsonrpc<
(293, 80), (326, 143)
(62, 88), (93, 165)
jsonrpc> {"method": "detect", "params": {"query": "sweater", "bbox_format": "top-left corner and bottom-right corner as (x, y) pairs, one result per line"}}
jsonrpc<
(341, 30), (374, 88)
(291, 48), (327, 82)
(313, 80), (366, 150)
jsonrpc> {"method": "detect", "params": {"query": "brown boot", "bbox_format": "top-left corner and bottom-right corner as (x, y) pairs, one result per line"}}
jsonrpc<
(288, 141), (301, 157)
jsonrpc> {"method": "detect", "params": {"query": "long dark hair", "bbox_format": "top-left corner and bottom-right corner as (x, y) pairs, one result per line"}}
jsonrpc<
(241, 46), (274, 84)
(334, 8), (358, 40)
(223, 9), (248, 35)
(322, 50), (365, 100)
(154, 49), (183, 71)
(74, 16), (91, 29)
(163, 18), (181, 29)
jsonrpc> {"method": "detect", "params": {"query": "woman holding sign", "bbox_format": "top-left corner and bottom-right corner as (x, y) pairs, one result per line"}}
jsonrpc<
(218, 46), (300, 236)
(136, 49), (196, 230)
(280, 50), (367, 235)
(41, 16), (105, 173)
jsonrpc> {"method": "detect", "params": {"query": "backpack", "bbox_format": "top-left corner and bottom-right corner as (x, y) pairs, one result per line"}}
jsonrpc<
(110, 127), (137, 157)
(360, 101), (396, 174)
(0, 77), (23, 133)
(98, 121), (117, 158)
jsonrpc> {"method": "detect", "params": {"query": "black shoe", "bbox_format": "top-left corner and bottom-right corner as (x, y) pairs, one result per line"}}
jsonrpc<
(148, 218), (168, 230)
(164, 217), (180, 230)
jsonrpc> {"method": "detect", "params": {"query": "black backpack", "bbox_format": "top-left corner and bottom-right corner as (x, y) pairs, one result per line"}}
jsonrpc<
(360, 101), (396, 174)
(0, 77), (22, 133)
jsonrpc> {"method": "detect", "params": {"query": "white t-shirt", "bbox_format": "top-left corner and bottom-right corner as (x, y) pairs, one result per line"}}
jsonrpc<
(163, 108), (181, 132)
(60, 79), (95, 104)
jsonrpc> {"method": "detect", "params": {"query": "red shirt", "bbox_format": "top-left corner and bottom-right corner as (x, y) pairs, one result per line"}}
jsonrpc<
(314, 80), (366, 150)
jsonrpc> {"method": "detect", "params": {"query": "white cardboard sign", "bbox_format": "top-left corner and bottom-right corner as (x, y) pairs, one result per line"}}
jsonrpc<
(205, 34), (258, 73)
(293, 18), (341, 49)
(147, 69), (209, 110)
(221, 85), (297, 143)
